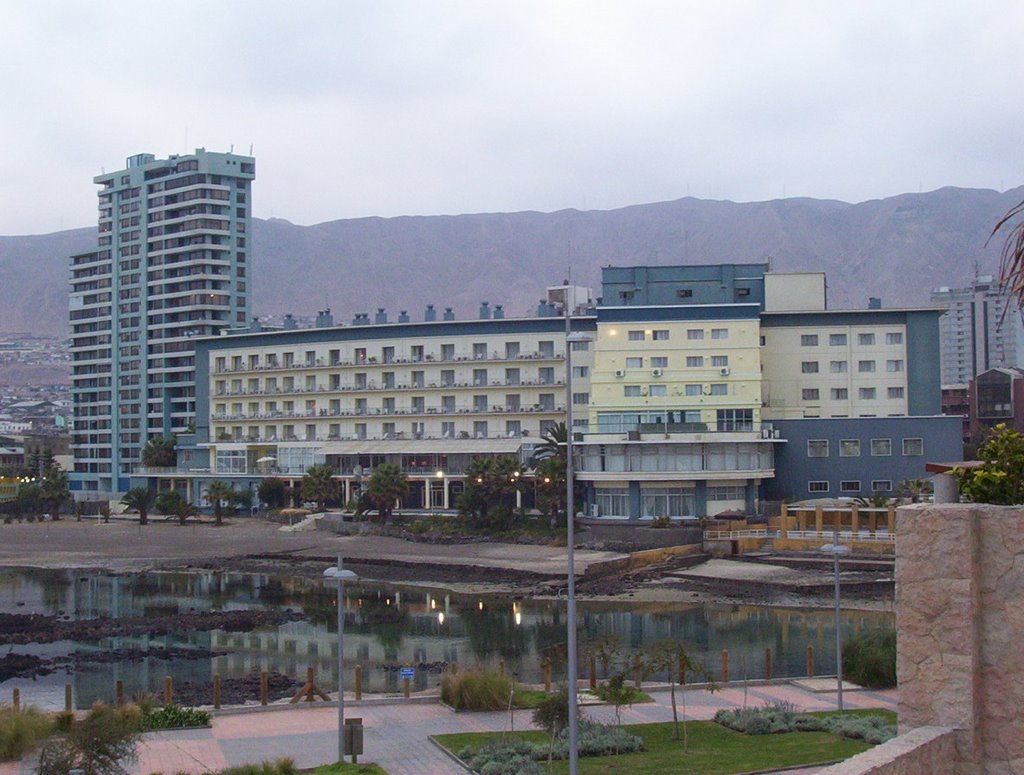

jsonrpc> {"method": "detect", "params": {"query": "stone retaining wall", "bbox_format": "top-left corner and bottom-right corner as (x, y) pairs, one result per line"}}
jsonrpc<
(819, 726), (958, 775)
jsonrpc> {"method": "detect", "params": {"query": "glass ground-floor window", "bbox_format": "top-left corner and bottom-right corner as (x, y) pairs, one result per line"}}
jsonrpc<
(594, 487), (630, 518)
(641, 487), (694, 518)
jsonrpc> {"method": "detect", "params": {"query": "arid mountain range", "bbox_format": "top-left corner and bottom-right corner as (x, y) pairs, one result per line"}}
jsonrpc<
(1, 185), (1022, 337)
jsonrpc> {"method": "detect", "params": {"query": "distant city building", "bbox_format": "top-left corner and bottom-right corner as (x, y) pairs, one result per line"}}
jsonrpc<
(70, 149), (255, 496)
(931, 276), (1024, 386)
(134, 263), (961, 519)
(968, 367), (1024, 441)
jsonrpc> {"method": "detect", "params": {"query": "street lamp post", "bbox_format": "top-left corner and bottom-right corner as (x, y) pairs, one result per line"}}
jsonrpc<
(820, 534), (851, 711)
(323, 555), (358, 762)
(564, 315), (593, 775)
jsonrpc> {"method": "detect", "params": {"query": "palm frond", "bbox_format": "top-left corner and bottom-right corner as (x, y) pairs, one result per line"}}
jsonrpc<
(990, 199), (1024, 310)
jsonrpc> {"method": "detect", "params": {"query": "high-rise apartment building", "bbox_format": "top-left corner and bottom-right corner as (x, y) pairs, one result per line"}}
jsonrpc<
(70, 149), (255, 496)
(931, 275), (1024, 386)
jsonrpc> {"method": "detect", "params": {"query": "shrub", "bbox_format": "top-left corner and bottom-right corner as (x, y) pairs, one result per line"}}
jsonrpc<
(440, 670), (512, 711)
(464, 740), (545, 775)
(36, 702), (141, 775)
(843, 629), (897, 688)
(141, 705), (212, 730)
(0, 703), (55, 761)
(214, 759), (297, 775)
(461, 721), (643, 773)
(714, 703), (895, 744)
(531, 685), (570, 736)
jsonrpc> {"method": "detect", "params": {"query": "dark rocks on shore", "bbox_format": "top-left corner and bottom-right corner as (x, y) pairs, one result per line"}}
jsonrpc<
(0, 609), (304, 646)
(0, 646), (228, 681)
(172, 671), (301, 707)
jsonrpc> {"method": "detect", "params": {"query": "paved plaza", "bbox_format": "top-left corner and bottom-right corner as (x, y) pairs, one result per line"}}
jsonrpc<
(0, 682), (896, 775)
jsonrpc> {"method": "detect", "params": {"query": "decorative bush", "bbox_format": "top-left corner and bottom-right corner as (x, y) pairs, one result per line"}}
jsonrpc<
(0, 703), (55, 761)
(463, 741), (546, 775)
(441, 669), (513, 711)
(141, 704), (212, 730)
(36, 702), (141, 775)
(714, 703), (896, 744)
(842, 629), (897, 688)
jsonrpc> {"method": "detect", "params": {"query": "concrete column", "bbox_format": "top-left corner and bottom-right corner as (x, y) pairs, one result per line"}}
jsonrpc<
(887, 504), (896, 533)
(442, 479), (449, 510)
(780, 502), (789, 539)
(815, 505), (824, 533)
(799, 509), (808, 531)
(851, 504), (860, 534)
(628, 481), (642, 520)
(695, 480), (708, 518)
(932, 473), (959, 504)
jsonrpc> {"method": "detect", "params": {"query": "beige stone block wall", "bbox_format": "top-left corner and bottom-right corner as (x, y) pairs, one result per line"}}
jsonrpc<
(822, 504), (1024, 774)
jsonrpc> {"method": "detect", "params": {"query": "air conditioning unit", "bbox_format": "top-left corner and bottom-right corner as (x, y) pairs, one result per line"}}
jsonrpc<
(719, 367), (731, 376)
(614, 369), (626, 378)
(652, 368), (664, 377)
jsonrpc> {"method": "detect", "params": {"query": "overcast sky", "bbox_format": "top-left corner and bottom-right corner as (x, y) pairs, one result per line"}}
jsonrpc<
(2, 0), (1022, 235)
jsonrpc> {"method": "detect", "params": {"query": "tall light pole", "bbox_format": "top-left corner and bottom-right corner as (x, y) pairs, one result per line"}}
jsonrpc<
(821, 533), (850, 711)
(564, 311), (592, 775)
(323, 555), (358, 762)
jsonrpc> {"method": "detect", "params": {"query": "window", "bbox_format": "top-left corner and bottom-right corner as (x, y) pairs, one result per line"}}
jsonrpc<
(807, 440), (829, 457)
(595, 487), (630, 518)
(872, 480), (893, 492)
(840, 480), (861, 493)
(382, 346), (395, 364)
(709, 383), (728, 396)
(473, 394), (488, 412)
(829, 333), (848, 346)
(888, 386), (905, 399)
(628, 330), (645, 341)
(539, 340), (555, 357)
(801, 335), (819, 347)
(538, 367), (554, 384)
(711, 355), (729, 367)
(840, 439), (861, 457)
(903, 438), (924, 456)
(441, 421), (456, 438)
(677, 288), (693, 298)
(653, 330), (670, 340)
(570, 339), (589, 352)
(831, 388), (849, 400)
(808, 481), (830, 493)
(441, 395), (455, 412)
(506, 419), (521, 436)
(802, 388), (820, 401)
(717, 408), (753, 431)
(506, 394), (521, 411)
(801, 361), (819, 373)
(473, 421), (489, 438)
(473, 343), (487, 360)
(685, 384), (701, 396)
(886, 332), (903, 345)
(736, 287), (750, 297)
(625, 357), (643, 369)
(686, 356), (704, 367)
(573, 392), (589, 405)
(858, 333), (876, 345)
(708, 485), (745, 501)
(687, 329), (704, 340)
(473, 368), (488, 385)
(711, 328), (728, 340)
(624, 385), (641, 397)
(441, 343), (455, 360)
(859, 387), (877, 399)
(830, 360), (848, 373)
(651, 356), (668, 368)
(871, 438), (892, 456)
(505, 368), (520, 385)
(412, 371), (425, 388)
(858, 360), (876, 373)
(649, 385), (667, 397)
(886, 359), (904, 372)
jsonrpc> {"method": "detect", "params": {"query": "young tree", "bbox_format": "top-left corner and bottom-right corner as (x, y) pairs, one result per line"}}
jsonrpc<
(955, 423), (1024, 504)
(120, 487), (155, 526)
(458, 456), (523, 529)
(140, 436), (176, 468)
(641, 639), (716, 748)
(204, 480), (235, 526)
(365, 463), (409, 524)
(39, 465), (70, 520)
(301, 464), (338, 512)
(257, 477), (287, 509)
(530, 421), (567, 465)
(535, 455), (567, 528)
(155, 490), (195, 525)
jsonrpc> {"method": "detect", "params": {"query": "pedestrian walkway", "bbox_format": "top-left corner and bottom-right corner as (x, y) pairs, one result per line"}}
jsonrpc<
(1, 682), (896, 775)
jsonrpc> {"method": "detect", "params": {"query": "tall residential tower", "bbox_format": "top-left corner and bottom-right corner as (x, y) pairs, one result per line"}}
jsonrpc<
(70, 149), (255, 496)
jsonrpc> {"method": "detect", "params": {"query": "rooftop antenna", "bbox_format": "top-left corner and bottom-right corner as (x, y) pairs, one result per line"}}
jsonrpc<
(249, 144), (254, 156)
(230, 143), (234, 153)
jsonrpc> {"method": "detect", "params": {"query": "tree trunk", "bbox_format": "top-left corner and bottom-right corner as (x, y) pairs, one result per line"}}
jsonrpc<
(671, 680), (679, 740)
(140, 510), (148, 526)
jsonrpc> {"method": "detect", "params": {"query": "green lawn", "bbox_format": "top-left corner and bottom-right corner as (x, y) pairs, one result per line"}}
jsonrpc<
(309, 763), (389, 775)
(435, 709), (896, 774)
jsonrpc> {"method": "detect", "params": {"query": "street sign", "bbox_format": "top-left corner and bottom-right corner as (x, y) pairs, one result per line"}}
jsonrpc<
(399, 667), (415, 680)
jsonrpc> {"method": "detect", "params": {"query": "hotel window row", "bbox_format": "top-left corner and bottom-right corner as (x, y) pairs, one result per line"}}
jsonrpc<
(806, 438), (923, 457)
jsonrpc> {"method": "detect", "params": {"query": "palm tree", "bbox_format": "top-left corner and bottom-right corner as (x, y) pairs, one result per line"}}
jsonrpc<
(992, 198), (1024, 306)
(530, 422), (567, 465)
(365, 463), (409, 524)
(300, 464), (338, 512)
(121, 487), (155, 526)
(140, 436), (177, 468)
(204, 480), (235, 526)
(39, 466), (69, 520)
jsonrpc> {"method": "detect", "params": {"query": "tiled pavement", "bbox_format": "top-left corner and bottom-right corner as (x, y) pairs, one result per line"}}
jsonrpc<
(4, 683), (896, 775)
